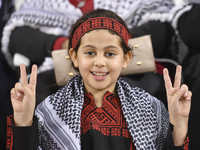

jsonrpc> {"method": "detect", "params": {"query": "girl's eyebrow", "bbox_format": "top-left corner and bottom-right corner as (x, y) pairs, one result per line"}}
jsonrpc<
(82, 45), (96, 49)
(82, 45), (119, 50)
(104, 45), (119, 50)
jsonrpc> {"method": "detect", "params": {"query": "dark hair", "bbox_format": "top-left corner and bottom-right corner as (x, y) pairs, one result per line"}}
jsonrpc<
(68, 9), (132, 54)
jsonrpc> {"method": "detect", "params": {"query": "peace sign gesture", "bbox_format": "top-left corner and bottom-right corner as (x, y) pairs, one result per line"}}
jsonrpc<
(163, 65), (192, 146)
(10, 64), (37, 126)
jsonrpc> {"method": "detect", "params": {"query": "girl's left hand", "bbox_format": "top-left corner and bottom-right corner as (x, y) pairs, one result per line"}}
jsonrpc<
(163, 65), (192, 146)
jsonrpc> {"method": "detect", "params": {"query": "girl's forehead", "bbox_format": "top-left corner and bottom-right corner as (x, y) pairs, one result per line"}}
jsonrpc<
(80, 30), (122, 47)
(81, 29), (120, 41)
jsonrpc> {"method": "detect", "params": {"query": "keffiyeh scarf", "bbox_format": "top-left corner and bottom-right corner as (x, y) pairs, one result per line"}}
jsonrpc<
(35, 75), (169, 150)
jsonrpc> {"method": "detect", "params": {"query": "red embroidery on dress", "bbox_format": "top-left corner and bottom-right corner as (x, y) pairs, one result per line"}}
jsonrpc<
(6, 115), (13, 150)
(183, 137), (189, 150)
(81, 92), (136, 150)
(72, 17), (129, 49)
(81, 92), (131, 138)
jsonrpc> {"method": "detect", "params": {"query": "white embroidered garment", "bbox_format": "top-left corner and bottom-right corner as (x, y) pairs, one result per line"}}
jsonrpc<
(35, 75), (169, 150)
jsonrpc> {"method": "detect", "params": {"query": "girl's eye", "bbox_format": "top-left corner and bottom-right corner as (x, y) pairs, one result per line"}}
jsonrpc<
(106, 52), (115, 57)
(86, 51), (95, 55)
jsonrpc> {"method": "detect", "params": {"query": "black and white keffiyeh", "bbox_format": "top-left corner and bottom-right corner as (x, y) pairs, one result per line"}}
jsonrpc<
(35, 75), (169, 150)
(94, 0), (174, 27)
(1, 0), (174, 68)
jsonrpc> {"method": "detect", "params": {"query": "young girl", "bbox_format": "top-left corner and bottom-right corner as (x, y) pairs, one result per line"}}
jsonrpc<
(8, 9), (191, 150)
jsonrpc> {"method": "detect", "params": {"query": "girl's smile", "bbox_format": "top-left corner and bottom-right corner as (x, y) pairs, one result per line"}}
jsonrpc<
(91, 71), (109, 81)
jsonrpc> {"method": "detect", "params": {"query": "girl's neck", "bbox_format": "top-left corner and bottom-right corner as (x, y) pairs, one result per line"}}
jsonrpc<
(85, 89), (115, 107)
(93, 91), (105, 107)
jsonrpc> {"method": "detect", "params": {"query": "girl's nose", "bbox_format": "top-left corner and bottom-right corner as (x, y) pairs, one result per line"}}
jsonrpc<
(94, 55), (106, 67)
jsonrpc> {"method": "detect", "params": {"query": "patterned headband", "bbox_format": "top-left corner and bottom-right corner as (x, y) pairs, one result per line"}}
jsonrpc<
(72, 17), (129, 49)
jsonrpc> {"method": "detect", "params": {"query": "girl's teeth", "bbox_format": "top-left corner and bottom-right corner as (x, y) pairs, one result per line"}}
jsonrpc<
(93, 72), (106, 76)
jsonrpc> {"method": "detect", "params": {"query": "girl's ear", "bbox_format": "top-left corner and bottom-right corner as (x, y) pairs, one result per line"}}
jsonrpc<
(122, 51), (132, 69)
(69, 48), (78, 68)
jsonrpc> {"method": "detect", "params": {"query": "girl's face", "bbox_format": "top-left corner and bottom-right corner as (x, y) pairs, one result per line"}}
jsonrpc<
(70, 30), (132, 94)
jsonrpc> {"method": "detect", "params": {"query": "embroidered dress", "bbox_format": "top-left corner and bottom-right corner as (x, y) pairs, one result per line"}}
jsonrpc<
(81, 91), (136, 150)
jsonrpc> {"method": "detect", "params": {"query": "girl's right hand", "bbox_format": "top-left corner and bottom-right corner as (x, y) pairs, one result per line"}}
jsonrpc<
(10, 64), (37, 126)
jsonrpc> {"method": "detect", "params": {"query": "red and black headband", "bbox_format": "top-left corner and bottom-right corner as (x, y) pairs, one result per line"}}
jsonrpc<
(72, 17), (129, 49)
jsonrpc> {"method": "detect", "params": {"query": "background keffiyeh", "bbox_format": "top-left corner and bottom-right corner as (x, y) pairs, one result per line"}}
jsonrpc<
(1, 0), (174, 68)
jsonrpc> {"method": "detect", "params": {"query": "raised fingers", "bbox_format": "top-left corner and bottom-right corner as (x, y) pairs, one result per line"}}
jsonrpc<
(163, 68), (172, 93)
(20, 64), (28, 85)
(29, 64), (37, 89)
(173, 65), (182, 89)
(20, 64), (37, 90)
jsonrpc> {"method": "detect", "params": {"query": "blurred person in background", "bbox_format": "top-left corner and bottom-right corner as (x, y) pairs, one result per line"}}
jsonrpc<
(171, 2), (200, 149)
(0, 0), (18, 149)
(138, 0), (200, 148)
